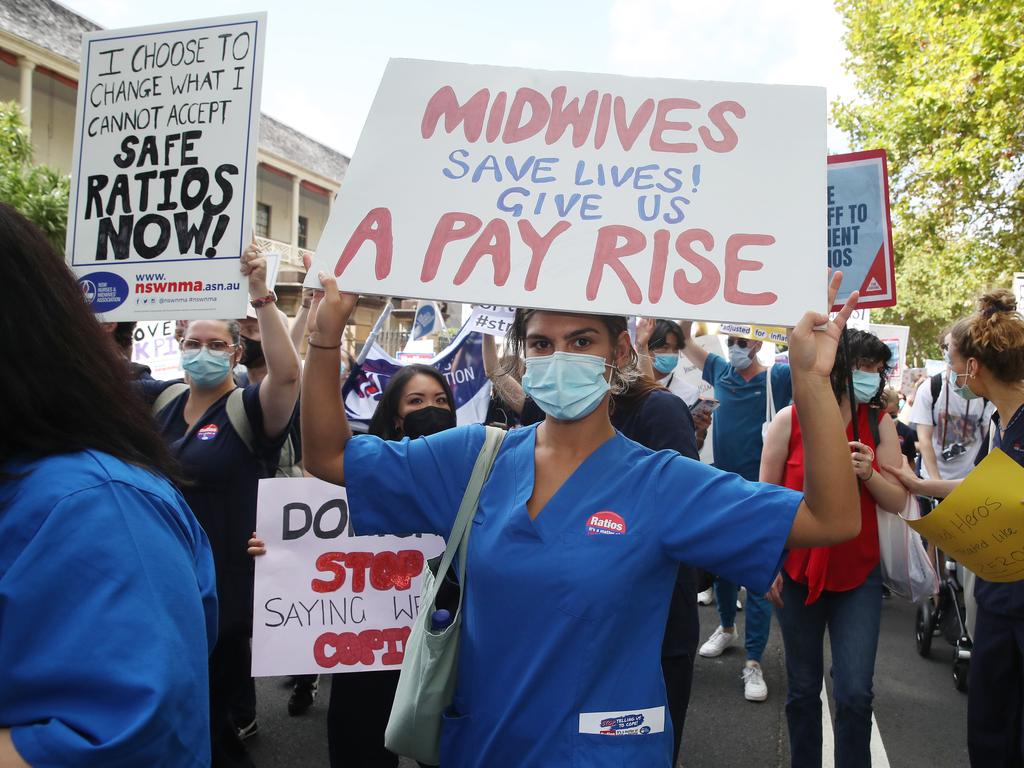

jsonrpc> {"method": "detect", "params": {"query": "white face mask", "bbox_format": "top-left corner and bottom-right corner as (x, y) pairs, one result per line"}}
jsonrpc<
(728, 345), (754, 370)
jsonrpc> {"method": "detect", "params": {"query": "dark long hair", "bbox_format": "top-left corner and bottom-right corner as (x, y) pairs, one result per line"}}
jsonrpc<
(0, 203), (178, 479)
(367, 364), (456, 441)
(830, 329), (892, 408)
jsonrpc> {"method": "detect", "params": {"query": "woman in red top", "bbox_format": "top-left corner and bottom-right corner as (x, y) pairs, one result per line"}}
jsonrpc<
(760, 329), (908, 768)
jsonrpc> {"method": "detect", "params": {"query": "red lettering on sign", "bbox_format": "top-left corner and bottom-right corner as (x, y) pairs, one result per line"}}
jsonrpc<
(421, 212), (482, 282)
(312, 550), (425, 594)
(315, 626), (413, 668)
(335, 207), (393, 280)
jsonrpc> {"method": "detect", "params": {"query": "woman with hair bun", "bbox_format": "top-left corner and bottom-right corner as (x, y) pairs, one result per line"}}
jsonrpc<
(885, 288), (1024, 766)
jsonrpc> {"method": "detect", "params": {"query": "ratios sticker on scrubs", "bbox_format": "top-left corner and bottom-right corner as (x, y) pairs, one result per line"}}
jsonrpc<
(579, 706), (665, 736)
(586, 511), (627, 535)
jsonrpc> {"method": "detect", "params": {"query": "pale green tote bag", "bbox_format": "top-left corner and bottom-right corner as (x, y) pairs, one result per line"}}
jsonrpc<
(384, 426), (506, 764)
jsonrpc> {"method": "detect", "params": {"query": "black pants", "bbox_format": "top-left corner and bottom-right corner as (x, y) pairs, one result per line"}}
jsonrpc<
(968, 605), (1024, 767)
(663, 653), (696, 766)
(210, 623), (254, 768)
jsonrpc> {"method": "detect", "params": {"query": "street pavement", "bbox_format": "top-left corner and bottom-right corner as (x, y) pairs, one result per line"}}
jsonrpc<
(248, 592), (969, 767)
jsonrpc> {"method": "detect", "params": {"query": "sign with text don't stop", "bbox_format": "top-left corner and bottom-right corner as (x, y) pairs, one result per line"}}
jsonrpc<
(309, 59), (827, 326)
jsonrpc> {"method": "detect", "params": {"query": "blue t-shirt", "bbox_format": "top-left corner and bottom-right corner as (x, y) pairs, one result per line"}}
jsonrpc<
(702, 354), (793, 481)
(0, 451), (217, 767)
(345, 424), (800, 768)
(974, 405), (1024, 617)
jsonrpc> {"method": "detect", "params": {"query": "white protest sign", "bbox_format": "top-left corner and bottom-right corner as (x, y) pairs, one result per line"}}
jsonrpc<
(309, 59), (826, 326)
(66, 14), (266, 321)
(870, 322), (909, 388)
(1013, 273), (1024, 309)
(466, 304), (516, 337)
(827, 150), (896, 310)
(131, 320), (183, 379)
(252, 478), (444, 677)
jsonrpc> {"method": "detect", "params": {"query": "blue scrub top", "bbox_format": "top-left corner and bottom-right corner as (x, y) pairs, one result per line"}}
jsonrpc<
(702, 354), (793, 481)
(346, 424), (800, 767)
(156, 383), (287, 630)
(0, 450), (217, 767)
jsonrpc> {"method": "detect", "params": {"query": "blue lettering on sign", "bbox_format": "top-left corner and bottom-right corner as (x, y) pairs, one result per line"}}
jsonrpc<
(79, 271), (129, 312)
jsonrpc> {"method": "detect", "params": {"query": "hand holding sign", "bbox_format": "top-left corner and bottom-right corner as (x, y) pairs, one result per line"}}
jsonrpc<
(310, 272), (359, 347)
(240, 242), (268, 297)
(788, 271), (859, 379)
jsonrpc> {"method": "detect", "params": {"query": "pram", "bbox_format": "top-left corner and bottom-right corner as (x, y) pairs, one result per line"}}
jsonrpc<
(915, 546), (973, 692)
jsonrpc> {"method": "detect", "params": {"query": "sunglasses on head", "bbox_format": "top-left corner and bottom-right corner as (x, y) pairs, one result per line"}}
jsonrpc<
(727, 338), (751, 348)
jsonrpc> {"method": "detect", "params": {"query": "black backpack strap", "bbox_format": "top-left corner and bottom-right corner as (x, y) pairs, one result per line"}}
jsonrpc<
(930, 372), (943, 425)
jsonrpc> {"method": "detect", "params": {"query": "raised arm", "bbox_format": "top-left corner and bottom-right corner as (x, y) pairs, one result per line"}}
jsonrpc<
(482, 333), (526, 415)
(301, 273), (359, 485)
(289, 289), (313, 352)
(679, 321), (710, 370)
(785, 273), (862, 548)
(242, 246), (301, 439)
(635, 317), (657, 380)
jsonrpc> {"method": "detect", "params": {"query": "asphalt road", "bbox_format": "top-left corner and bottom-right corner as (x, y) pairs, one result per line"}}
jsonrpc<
(247, 593), (969, 767)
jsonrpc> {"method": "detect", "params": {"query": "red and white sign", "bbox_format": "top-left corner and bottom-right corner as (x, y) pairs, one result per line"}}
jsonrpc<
(586, 511), (627, 535)
(252, 478), (444, 676)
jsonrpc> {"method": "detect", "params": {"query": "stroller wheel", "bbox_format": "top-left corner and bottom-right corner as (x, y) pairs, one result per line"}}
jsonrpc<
(916, 601), (934, 657)
(953, 657), (969, 692)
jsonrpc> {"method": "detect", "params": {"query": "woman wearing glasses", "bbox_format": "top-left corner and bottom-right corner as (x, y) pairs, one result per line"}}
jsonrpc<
(153, 245), (301, 767)
(677, 323), (792, 703)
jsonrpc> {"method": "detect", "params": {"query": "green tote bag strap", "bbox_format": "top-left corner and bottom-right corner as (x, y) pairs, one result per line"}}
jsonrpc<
(384, 425), (507, 764)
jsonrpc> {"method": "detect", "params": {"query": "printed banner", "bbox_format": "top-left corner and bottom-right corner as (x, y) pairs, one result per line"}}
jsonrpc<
(130, 319), (183, 379)
(344, 320), (491, 429)
(827, 150), (896, 311)
(308, 59), (826, 326)
(252, 478), (445, 676)
(908, 450), (1024, 583)
(66, 14), (266, 321)
(870, 322), (909, 388)
(718, 322), (788, 345)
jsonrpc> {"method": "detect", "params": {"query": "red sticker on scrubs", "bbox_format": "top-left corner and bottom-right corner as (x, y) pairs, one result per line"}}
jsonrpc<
(197, 424), (219, 441)
(586, 511), (626, 535)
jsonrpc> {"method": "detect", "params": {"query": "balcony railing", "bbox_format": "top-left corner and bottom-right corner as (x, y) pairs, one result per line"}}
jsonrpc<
(254, 236), (314, 271)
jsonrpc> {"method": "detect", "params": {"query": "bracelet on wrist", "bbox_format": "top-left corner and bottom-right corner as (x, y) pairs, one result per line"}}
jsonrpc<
(307, 335), (341, 350)
(250, 291), (277, 309)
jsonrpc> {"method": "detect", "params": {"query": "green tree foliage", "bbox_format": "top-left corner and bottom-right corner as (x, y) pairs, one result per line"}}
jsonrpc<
(0, 101), (70, 250)
(833, 0), (1024, 363)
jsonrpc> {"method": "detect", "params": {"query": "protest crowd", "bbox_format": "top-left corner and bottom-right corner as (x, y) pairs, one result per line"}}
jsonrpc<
(3, 11), (1024, 768)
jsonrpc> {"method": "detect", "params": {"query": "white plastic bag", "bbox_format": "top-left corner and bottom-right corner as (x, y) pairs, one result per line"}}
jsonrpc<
(877, 494), (938, 602)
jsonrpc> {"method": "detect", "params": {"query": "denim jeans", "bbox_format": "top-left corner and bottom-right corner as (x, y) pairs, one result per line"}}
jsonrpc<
(775, 567), (882, 768)
(713, 577), (772, 662)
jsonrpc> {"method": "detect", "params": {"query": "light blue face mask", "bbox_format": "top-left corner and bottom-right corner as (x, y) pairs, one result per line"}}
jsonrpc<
(521, 351), (611, 422)
(949, 369), (980, 401)
(851, 369), (882, 404)
(728, 345), (754, 370)
(182, 348), (234, 389)
(653, 353), (679, 375)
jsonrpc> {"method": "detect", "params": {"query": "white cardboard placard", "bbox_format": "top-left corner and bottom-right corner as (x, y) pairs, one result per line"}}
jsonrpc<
(252, 478), (444, 677)
(309, 59), (826, 326)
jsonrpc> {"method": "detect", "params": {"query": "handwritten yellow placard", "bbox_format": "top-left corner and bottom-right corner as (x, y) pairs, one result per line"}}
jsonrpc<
(718, 323), (789, 345)
(908, 449), (1024, 582)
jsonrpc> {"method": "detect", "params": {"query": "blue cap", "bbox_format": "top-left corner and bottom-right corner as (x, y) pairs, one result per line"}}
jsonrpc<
(430, 609), (452, 631)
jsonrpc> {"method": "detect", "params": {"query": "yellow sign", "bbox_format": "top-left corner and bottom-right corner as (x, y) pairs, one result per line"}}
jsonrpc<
(908, 450), (1024, 582)
(718, 323), (789, 345)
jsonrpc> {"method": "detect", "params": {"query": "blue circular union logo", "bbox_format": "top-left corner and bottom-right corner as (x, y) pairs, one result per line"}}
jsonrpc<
(78, 271), (129, 312)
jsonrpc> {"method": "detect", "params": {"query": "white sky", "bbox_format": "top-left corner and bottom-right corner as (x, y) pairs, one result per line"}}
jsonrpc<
(63, 0), (856, 157)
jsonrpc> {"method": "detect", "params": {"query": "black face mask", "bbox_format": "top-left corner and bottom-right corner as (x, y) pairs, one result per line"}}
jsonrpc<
(240, 337), (264, 367)
(402, 406), (456, 439)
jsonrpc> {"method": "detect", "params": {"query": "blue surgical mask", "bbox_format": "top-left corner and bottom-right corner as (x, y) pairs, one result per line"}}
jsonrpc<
(949, 369), (980, 401)
(182, 348), (234, 389)
(653, 354), (679, 375)
(728, 345), (754, 370)
(521, 352), (611, 422)
(851, 370), (881, 404)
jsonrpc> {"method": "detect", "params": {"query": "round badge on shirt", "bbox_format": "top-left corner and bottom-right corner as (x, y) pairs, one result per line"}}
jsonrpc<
(197, 424), (219, 441)
(586, 511), (627, 535)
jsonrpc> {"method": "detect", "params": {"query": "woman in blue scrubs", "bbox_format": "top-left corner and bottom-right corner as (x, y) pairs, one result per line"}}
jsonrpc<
(301, 272), (863, 768)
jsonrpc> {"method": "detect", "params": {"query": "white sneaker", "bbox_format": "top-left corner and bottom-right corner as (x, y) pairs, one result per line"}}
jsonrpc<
(697, 588), (714, 606)
(699, 626), (737, 657)
(737, 586), (746, 611)
(742, 662), (768, 702)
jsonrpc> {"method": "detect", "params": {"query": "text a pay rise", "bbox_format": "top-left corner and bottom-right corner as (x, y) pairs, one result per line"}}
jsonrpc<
(332, 206), (781, 310)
